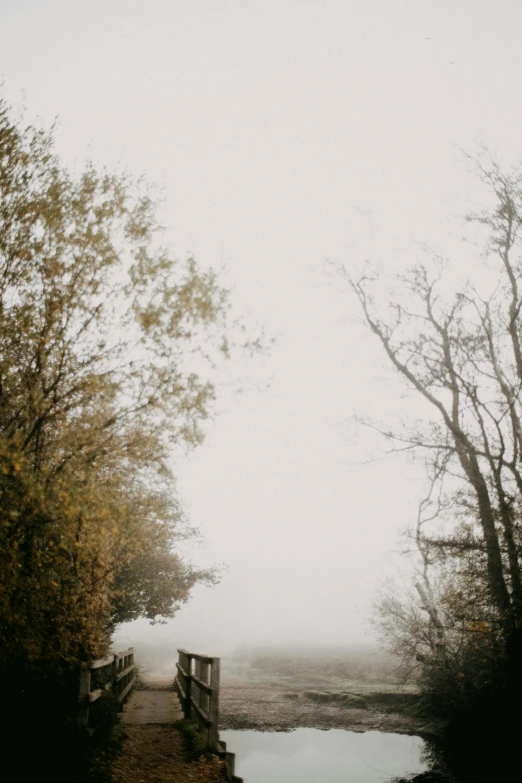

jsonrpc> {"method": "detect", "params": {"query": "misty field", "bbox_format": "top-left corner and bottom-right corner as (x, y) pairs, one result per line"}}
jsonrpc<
(223, 644), (418, 692)
(131, 641), (427, 734)
(216, 645), (427, 735)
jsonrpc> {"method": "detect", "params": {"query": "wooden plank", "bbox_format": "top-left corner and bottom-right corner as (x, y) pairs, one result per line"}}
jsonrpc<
(208, 657), (220, 752)
(189, 699), (211, 727)
(115, 647), (134, 662)
(197, 661), (210, 715)
(191, 674), (212, 696)
(191, 652), (214, 664)
(118, 676), (136, 703)
(178, 648), (214, 665)
(115, 663), (135, 682)
(90, 646), (133, 671)
(175, 663), (190, 717)
(88, 688), (104, 703)
(217, 742), (243, 783)
(89, 654), (115, 670)
(175, 678), (187, 701)
(176, 661), (190, 679)
(224, 752), (236, 781)
(78, 666), (91, 729)
(177, 649), (191, 668)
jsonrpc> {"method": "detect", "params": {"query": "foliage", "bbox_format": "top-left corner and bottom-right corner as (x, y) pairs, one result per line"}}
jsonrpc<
(342, 154), (522, 730)
(0, 96), (246, 677)
(173, 719), (209, 761)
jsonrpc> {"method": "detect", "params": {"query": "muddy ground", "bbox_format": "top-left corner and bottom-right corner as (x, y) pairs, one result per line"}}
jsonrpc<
(219, 664), (440, 737)
(137, 647), (442, 738)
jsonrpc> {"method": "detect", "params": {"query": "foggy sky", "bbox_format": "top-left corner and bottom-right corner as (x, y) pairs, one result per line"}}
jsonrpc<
(2, 0), (522, 655)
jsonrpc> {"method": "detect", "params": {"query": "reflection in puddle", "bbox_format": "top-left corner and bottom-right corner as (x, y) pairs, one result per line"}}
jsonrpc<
(221, 728), (427, 782)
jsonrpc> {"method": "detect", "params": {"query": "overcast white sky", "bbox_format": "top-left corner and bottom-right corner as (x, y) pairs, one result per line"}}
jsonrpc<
(2, 0), (522, 656)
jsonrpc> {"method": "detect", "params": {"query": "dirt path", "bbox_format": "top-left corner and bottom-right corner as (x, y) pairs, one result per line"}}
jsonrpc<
(111, 725), (225, 783)
(122, 691), (183, 725)
(110, 686), (226, 783)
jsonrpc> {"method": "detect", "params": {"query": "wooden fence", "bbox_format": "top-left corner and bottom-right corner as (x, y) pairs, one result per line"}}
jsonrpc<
(174, 648), (242, 783)
(78, 646), (136, 729)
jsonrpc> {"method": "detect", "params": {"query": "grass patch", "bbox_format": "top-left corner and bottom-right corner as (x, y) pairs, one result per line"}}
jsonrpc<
(131, 663), (148, 690)
(173, 719), (209, 761)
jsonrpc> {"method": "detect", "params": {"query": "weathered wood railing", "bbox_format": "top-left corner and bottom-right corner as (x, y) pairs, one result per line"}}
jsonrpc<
(174, 648), (242, 783)
(78, 646), (136, 729)
(175, 649), (220, 750)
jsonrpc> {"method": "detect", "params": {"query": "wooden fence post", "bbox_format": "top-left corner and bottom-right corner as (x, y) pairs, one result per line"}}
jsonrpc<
(185, 653), (193, 719)
(200, 660), (210, 716)
(208, 657), (220, 752)
(194, 657), (201, 720)
(78, 664), (91, 730)
(111, 653), (118, 706)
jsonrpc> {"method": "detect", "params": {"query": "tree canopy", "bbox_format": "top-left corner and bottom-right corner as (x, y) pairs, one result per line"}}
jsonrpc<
(0, 98), (238, 674)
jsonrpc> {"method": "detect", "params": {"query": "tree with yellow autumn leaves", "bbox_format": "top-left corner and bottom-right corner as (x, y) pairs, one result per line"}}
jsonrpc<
(0, 97), (239, 680)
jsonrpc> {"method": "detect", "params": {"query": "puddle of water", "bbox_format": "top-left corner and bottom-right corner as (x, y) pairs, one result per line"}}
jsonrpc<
(221, 728), (427, 782)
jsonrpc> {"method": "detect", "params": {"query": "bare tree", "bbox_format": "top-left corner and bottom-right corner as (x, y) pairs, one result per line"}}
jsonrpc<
(373, 462), (449, 677)
(344, 158), (522, 649)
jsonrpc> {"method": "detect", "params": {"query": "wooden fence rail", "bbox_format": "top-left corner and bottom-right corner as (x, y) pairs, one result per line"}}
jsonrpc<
(78, 646), (136, 729)
(175, 649), (220, 751)
(174, 648), (242, 783)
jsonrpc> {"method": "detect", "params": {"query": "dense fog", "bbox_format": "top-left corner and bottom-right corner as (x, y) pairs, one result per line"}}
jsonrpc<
(4, 0), (522, 666)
